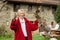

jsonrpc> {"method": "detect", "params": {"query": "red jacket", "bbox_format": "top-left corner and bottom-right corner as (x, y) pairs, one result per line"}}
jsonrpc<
(10, 17), (38, 40)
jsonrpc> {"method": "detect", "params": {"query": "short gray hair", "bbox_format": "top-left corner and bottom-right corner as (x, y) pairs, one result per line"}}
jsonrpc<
(17, 9), (25, 14)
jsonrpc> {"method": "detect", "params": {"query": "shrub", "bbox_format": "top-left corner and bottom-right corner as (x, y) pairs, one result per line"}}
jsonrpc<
(0, 24), (6, 36)
(54, 5), (60, 23)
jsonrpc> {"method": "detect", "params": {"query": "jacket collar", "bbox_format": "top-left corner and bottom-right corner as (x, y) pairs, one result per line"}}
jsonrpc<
(17, 17), (28, 23)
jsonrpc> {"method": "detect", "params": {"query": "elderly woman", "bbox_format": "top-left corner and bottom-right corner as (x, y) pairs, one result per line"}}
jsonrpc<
(10, 9), (38, 40)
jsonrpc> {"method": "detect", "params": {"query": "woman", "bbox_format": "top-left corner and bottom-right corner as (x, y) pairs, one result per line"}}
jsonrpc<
(10, 9), (38, 40)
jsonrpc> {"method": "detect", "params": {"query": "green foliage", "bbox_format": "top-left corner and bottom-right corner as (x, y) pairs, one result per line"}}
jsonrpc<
(5, 33), (13, 38)
(54, 5), (60, 23)
(0, 24), (5, 36)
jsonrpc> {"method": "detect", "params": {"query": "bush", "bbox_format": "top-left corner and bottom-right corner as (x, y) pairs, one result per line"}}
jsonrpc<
(4, 33), (13, 38)
(0, 24), (6, 36)
(54, 5), (60, 23)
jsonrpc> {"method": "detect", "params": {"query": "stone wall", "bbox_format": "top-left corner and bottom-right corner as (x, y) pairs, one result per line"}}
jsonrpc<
(0, 1), (14, 34)
(0, 1), (56, 34)
(19, 4), (55, 24)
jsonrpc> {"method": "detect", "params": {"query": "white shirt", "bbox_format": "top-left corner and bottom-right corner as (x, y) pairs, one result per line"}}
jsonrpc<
(54, 24), (59, 30)
(19, 18), (27, 37)
(48, 25), (53, 30)
(48, 24), (59, 30)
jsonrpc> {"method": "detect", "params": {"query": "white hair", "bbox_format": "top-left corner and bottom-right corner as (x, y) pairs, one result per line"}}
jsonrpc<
(17, 9), (25, 14)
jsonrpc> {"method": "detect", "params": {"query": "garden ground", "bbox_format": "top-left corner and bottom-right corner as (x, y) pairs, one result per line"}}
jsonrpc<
(0, 34), (60, 40)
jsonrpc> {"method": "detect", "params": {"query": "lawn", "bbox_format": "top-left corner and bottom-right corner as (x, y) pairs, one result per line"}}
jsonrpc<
(0, 34), (60, 40)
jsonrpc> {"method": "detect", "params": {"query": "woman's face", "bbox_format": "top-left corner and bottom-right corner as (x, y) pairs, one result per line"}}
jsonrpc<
(18, 12), (25, 18)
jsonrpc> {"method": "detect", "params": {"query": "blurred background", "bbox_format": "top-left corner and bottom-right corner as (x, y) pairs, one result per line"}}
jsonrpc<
(0, 0), (60, 40)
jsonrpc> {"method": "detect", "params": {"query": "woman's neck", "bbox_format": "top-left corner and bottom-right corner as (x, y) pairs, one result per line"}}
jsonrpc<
(19, 16), (24, 20)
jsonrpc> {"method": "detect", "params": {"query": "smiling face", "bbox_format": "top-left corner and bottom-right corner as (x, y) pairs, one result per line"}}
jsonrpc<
(17, 9), (25, 19)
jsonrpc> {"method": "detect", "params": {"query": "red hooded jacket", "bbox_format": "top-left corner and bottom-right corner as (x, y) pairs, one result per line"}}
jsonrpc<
(10, 17), (38, 40)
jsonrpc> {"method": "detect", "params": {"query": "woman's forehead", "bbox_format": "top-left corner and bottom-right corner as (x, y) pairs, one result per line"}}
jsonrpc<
(17, 9), (25, 14)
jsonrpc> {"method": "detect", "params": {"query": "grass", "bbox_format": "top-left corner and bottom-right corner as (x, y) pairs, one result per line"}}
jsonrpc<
(33, 34), (49, 40)
(0, 36), (13, 40)
(0, 34), (60, 40)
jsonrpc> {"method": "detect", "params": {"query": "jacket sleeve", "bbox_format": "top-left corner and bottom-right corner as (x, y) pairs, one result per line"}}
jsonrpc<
(28, 20), (38, 31)
(10, 19), (17, 31)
